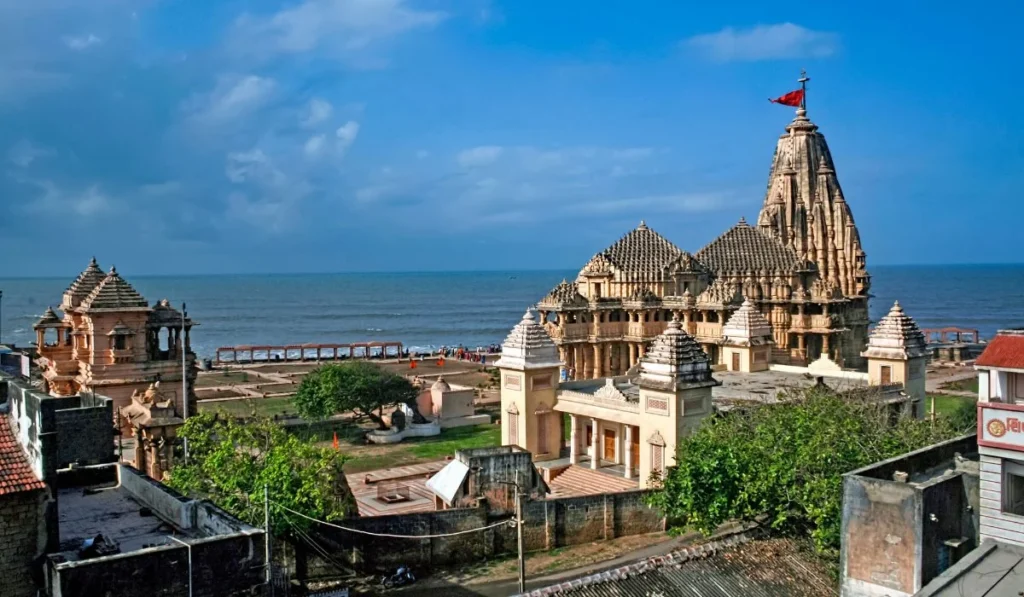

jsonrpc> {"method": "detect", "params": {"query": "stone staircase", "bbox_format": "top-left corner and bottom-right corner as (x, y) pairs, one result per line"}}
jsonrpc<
(547, 465), (638, 498)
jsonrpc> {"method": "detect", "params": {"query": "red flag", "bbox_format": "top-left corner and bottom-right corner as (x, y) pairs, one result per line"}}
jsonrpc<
(332, 432), (339, 451)
(770, 89), (804, 107)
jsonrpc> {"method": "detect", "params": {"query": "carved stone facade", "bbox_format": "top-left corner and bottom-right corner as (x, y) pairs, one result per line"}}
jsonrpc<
(33, 258), (198, 432)
(538, 107), (870, 378)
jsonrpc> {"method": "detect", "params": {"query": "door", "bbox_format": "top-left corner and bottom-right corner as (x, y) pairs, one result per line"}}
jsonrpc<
(586, 423), (593, 454)
(603, 429), (616, 462)
(631, 429), (640, 470)
(731, 352), (740, 371)
(880, 365), (892, 385)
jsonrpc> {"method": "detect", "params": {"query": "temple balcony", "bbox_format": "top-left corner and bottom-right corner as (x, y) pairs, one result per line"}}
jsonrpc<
(591, 322), (627, 339)
(694, 323), (723, 341)
(555, 386), (641, 418)
(625, 322), (665, 340)
(39, 345), (74, 362)
(107, 348), (135, 365)
(549, 322), (590, 341)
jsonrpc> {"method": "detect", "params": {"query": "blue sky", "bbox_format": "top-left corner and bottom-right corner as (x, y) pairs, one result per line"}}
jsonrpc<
(1, 0), (1021, 276)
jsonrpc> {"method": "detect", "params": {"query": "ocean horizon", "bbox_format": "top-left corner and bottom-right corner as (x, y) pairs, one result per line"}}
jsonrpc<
(2, 265), (1022, 358)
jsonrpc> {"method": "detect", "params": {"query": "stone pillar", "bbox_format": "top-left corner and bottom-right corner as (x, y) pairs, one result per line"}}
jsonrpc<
(822, 333), (831, 358)
(628, 343), (637, 368)
(638, 342), (646, 359)
(591, 418), (600, 469)
(572, 345), (582, 379)
(593, 343), (604, 378)
(624, 425), (633, 479)
(569, 414), (580, 465)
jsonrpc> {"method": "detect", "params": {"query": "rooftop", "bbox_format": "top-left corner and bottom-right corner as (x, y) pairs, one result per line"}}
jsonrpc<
(521, 533), (835, 597)
(694, 219), (809, 275)
(976, 329), (1024, 370)
(862, 301), (928, 360)
(57, 484), (187, 557)
(710, 369), (869, 409)
(587, 221), (694, 278)
(496, 309), (562, 371)
(0, 415), (45, 496)
(78, 266), (149, 313)
(917, 539), (1024, 596)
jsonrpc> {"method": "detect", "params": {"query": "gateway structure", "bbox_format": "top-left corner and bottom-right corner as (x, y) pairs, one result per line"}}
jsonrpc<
(538, 99), (870, 377)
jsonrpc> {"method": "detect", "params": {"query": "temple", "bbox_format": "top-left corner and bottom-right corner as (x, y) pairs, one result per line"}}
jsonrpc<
(33, 258), (197, 431)
(538, 83), (870, 377)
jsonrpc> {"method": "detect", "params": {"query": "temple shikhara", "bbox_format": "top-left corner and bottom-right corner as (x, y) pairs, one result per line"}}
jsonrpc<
(538, 93), (870, 377)
(33, 258), (197, 431)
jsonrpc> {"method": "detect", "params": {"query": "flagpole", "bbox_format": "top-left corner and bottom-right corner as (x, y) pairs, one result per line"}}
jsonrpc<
(182, 302), (189, 463)
(798, 69), (809, 111)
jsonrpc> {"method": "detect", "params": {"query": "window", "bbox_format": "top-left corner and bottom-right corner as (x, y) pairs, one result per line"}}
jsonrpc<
(508, 412), (519, 446)
(652, 444), (664, 475)
(1005, 461), (1024, 516)
(114, 335), (127, 350)
(532, 374), (552, 390)
(594, 283), (602, 298)
(880, 365), (892, 385)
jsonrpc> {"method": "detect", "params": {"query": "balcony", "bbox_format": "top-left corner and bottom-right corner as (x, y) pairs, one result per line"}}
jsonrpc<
(592, 322), (626, 339)
(694, 323), (722, 341)
(557, 387), (640, 414)
(548, 322), (590, 341)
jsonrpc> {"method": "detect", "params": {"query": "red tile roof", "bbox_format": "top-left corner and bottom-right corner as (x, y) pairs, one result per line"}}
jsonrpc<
(976, 333), (1024, 370)
(0, 416), (45, 496)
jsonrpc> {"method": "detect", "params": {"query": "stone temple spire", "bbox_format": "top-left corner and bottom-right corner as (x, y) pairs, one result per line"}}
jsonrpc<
(756, 73), (869, 299)
(861, 301), (928, 361)
(495, 308), (563, 370)
(722, 299), (774, 346)
(638, 316), (718, 391)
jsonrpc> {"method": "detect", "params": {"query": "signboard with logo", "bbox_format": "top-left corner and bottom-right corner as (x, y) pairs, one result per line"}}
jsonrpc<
(980, 404), (1024, 451)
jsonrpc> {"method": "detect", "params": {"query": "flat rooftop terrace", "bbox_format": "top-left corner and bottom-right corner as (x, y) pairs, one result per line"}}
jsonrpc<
(712, 369), (869, 407)
(57, 484), (189, 558)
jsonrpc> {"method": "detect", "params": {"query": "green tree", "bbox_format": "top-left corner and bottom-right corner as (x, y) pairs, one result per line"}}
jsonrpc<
(291, 361), (421, 429)
(647, 388), (971, 556)
(166, 412), (355, 536)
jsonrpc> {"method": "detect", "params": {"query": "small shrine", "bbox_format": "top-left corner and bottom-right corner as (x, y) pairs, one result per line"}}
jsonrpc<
(120, 382), (183, 481)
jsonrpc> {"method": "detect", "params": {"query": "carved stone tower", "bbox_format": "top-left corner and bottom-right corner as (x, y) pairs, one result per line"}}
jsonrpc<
(721, 299), (774, 372)
(862, 301), (928, 418)
(756, 77), (871, 366)
(496, 309), (563, 460)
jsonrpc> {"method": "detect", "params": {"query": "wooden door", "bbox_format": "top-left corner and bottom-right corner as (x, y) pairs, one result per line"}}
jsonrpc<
(631, 429), (640, 469)
(880, 365), (892, 385)
(731, 352), (740, 371)
(603, 429), (616, 462)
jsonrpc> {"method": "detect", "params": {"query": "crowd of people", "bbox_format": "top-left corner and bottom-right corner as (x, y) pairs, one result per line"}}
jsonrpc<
(404, 344), (502, 362)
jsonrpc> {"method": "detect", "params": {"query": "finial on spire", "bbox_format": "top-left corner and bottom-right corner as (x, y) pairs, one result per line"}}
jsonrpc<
(89, 256), (98, 267)
(738, 216), (746, 225)
(522, 307), (536, 322)
(798, 69), (809, 112)
(638, 220), (647, 229)
(109, 265), (117, 275)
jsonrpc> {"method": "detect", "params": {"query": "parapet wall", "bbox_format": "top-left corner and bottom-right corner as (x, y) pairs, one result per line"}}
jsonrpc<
(299, 489), (664, 576)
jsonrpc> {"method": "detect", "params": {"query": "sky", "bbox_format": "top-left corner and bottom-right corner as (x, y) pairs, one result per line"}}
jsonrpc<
(1, 0), (1022, 277)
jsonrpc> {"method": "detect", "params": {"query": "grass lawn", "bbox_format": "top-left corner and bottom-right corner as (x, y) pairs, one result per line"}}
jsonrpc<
(341, 423), (501, 474)
(940, 377), (979, 393)
(928, 393), (976, 417)
(195, 370), (257, 388)
(199, 396), (297, 418)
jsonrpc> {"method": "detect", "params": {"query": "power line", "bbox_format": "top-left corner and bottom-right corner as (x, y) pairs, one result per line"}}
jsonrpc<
(272, 501), (511, 539)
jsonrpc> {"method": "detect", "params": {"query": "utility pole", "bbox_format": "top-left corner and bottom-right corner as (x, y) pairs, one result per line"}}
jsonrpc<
(264, 484), (273, 596)
(515, 470), (525, 594)
(0, 289), (4, 345)
(182, 302), (189, 462)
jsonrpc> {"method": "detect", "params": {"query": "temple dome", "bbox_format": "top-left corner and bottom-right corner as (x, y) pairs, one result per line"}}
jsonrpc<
(861, 301), (928, 360)
(722, 300), (774, 346)
(33, 306), (62, 329)
(62, 257), (106, 310)
(638, 317), (718, 390)
(495, 308), (562, 371)
(79, 266), (149, 313)
(695, 219), (808, 275)
(584, 221), (697, 281)
(431, 376), (452, 393)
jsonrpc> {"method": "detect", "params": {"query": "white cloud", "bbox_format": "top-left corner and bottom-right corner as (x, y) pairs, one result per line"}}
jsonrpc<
(335, 120), (360, 151)
(685, 23), (837, 62)
(73, 185), (112, 215)
(303, 98), (333, 127)
(64, 33), (102, 51)
(182, 75), (277, 125)
(231, 0), (445, 61)
(23, 180), (113, 217)
(8, 139), (54, 167)
(225, 149), (284, 185)
(304, 134), (326, 157)
(457, 145), (503, 168)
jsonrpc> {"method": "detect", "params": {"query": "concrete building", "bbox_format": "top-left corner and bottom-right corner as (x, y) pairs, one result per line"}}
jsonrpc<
(0, 372), (266, 597)
(34, 258), (198, 432)
(537, 91), (870, 376)
(497, 309), (718, 489)
(839, 435), (979, 597)
(414, 375), (490, 429)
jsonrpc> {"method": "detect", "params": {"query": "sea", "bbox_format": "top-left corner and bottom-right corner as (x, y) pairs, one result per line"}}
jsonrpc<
(0, 266), (1021, 359)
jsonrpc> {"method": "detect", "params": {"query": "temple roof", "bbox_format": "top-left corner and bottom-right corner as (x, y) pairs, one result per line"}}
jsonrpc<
(33, 306), (63, 329)
(695, 219), (808, 275)
(538, 279), (589, 309)
(722, 300), (774, 346)
(431, 376), (452, 393)
(148, 299), (195, 327)
(495, 309), (563, 371)
(121, 382), (183, 428)
(861, 301), (927, 360)
(586, 221), (697, 278)
(79, 267), (149, 313)
(696, 278), (743, 308)
(62, 257), (107, 310)
(638, 317), (718, 391)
